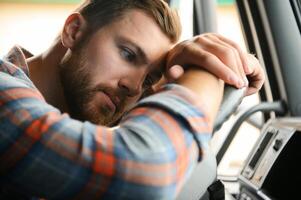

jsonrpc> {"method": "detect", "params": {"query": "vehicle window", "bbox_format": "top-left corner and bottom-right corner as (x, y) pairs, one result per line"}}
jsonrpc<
(0, 2), (76, 57)
(173, 0), (265, 179)
(210, 1), (262, 178)
(291, 0), (301, 32)
(171, 0), (194, 40)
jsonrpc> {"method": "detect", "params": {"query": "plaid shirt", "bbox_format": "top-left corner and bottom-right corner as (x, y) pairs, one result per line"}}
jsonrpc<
(0, 46), (212, 200)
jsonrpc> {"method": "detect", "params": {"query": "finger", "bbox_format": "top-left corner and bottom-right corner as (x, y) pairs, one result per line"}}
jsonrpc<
(203, 35), (248, 86)
(245, 87), (258, 96)
(246, 67), (264, 95)
(209, 33), (252, 75)
(168, 45), (244, 88)
(246, 76), (264, 96)
(151, 76), (168, 92)
(166, 65), (184, 81)
(245, 55), (265, 96)
(248, 77), (265, 95)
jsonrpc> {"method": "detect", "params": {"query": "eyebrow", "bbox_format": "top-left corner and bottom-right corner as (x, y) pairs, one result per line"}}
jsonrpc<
(116, 36), (150, 65)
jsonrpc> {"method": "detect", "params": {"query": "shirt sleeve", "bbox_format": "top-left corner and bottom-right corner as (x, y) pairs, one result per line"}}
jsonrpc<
(0, 71), (212, 200)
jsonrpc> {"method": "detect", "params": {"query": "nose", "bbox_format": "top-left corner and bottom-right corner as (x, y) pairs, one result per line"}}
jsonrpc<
(118, 69), (145, 97)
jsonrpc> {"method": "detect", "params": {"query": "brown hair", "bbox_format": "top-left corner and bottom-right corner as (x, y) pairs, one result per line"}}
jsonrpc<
(76, 0), (181, 43)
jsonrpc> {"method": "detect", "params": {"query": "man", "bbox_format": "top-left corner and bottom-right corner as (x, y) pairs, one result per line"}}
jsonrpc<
(0, 0), (264, 199)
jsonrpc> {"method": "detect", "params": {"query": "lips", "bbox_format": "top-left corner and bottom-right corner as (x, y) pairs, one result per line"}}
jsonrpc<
(110, 94), (121, 107)
(101, 91), (117, 112)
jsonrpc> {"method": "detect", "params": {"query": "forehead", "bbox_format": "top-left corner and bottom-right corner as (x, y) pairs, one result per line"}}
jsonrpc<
(101, 9), (173, 64)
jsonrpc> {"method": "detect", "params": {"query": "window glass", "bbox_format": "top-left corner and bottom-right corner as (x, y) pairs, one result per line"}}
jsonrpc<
(217, 0), (235, 5)
(211, 3), (261, 177)
(0, 2), (76, 57)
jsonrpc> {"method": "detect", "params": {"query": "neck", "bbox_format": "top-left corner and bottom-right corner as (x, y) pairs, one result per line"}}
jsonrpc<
(27, 37), (69, 113)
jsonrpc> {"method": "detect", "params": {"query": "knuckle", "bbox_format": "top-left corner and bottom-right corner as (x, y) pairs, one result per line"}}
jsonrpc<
(201, 41), (214, 50)
(201, 33), (210, 37)
(204, 33), (217, 39)
(206, 35), (217, 43)
(194, 36), (206, 44)
(181, 43), (192, 55)
(225, 74), (234, 83)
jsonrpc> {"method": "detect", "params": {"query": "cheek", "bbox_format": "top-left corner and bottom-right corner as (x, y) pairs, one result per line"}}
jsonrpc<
(87, 51), (124, 84)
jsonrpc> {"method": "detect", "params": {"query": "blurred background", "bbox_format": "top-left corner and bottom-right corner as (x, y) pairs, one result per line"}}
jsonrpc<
(0, 0), (244, 56)
(0, 0), (260, 182)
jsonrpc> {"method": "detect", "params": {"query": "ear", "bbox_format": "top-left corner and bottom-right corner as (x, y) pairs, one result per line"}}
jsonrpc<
(61, 12), (87, 49)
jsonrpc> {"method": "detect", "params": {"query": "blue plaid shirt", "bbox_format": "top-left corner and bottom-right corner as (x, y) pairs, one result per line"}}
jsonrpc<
(0, 46), (212, 199)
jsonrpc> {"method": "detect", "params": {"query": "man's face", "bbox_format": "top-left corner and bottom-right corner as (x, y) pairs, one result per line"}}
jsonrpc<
(60, 10), (173, 126)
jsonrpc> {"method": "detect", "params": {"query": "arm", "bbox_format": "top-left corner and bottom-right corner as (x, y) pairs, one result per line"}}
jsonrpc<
(176, 68), (224, 125)
(0, 65), (221, 199)
(166, 33), (265, 96)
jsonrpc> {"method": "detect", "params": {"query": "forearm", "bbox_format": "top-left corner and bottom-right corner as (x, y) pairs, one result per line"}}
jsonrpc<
(176, 68), (224, 126)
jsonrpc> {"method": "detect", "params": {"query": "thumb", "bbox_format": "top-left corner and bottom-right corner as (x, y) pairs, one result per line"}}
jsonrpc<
(166, 65), (184, 81)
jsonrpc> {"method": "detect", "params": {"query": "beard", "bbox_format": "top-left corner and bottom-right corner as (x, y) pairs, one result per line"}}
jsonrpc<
(59, 48), (125, 126)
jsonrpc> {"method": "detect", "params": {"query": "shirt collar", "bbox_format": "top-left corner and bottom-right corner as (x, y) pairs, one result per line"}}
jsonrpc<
(4, 45), (33, 76)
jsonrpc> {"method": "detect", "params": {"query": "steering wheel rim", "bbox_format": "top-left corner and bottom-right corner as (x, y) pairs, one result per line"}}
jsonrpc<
(213, 85), (247, 133)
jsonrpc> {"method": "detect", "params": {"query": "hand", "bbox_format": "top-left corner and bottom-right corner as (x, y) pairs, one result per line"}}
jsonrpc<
(165, 33), (265, 96)
(245, 54), (265, 96)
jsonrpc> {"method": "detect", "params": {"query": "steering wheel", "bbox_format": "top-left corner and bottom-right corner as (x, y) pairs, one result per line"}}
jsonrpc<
(213, 85), (247, 133)
(176, 85), (246, 200)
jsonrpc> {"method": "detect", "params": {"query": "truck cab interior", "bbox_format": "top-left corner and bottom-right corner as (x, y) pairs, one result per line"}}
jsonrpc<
(174, 0), (301, 199)
(0, 0), (300, 199)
